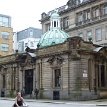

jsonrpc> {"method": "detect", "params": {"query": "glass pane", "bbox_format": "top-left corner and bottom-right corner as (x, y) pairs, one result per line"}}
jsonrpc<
(0, 16), (2, 21)
(87, 31), (92, 41)
(54, 69), (61, 87)
(105, 6), (107, 14)
(0, 21), (3, 26)
(1, 32), (9, 39)
(3, 17), (8, 22)
(2, 17), (9, 27)
(1, 44), (9, 51)
(78, 33), (83, 38)
(30, 30), (33, 36)
(96, 28), (102, 41)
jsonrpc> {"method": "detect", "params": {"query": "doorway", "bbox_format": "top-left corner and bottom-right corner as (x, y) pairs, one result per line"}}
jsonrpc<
(53, 91), (60, 100)
(25, 69), (33, 94)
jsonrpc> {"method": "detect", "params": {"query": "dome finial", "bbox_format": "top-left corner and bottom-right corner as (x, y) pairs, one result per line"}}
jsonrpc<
(50, 9), (60, 29)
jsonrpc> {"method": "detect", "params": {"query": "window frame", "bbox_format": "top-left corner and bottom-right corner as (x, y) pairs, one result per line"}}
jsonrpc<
(54, 69), (61, 88)
(1, 32), (9, 39)
(1, 44), (9, 52)
(87, 30), (92, 41)
(102, 4), (107, 15)
(0, 16), (9, 27)
(95, 28), (102, 41)
(63, 16), (69, 29)
(93, 7), (100, 18)
(78, 32), (84, 38)
(84, 9), (91, 21)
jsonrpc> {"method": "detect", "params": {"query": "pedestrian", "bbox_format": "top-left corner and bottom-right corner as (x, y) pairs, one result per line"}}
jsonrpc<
(21, 88), (25, 97)
(12, 92), (27, 107)
(35, 88), (39, 99)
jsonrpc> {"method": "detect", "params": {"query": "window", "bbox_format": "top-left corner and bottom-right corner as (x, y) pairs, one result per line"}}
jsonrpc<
(84, 10), (91, 21)
(0, 16), (9, 27)
(25, 43), (28, 47)
(97, 65), (106, 87)
(105, 26), (107, 39)
(45, 23), (50, 32)
(87, 31), (92, 41)
(77, 12), (83, 22)
(54, 69), (61, 87)
(101, 65), (105, 87)
(54, 21), (56, 27)
(78, 32), (83, 38)
(0, 17), (2, 26)
(30, 42), (34, 47)
(93, 7), (100, 18)
(95, 28), (102, 41)
(3, 75), (5, 88)
(63, 17), (69, 29)
(1, 32), (9, 39)
(29, 30), (33, 37)
(18, 41), (24, 52)
(3, 17), (9, 27)
(102, 4), (107, 15)
(1, 44), (9, 51)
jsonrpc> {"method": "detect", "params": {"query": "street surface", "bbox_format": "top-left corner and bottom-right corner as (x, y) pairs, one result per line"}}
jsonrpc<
(0, 99), (105, 107)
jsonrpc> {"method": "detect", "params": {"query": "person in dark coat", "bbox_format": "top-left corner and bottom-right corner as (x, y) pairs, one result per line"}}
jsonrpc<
(35, 88), (39, 99)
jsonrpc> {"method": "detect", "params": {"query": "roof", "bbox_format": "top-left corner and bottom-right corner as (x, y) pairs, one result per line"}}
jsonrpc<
(40, 0), (97, 22)
(93, 47), (103, 52)
(38, 11), (69, 48)
(38, 29), (69, 48)
(28, 52), (36, 57)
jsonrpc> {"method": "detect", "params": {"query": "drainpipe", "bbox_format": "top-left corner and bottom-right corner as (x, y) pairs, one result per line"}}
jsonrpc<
(40, 59), (43, 98)
(68, 54), (70, 98)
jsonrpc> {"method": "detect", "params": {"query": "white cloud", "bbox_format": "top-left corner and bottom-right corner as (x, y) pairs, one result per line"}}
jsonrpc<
(0, 0), (67, 32)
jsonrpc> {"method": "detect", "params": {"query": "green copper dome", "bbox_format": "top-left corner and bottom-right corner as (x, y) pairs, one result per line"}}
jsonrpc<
(38, 10), (69, 48)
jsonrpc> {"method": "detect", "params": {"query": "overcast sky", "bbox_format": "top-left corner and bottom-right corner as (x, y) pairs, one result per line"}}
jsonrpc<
(0, 0), (68, 32)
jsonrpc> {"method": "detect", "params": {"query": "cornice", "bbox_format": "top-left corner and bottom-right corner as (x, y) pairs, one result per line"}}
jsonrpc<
(40, 0), (98, 22)
(66, 16), (107, 32)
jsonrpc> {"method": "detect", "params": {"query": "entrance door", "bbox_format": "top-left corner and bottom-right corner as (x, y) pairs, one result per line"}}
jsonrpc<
(97, 65), (106, 88)
(53, 91), (60, 100)
(25, 69), (33, 94)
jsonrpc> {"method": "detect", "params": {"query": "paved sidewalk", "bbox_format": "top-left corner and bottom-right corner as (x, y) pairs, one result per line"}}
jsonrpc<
(0, 97), (107, 106)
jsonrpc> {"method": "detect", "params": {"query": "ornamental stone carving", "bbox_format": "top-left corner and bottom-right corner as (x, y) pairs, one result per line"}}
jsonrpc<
(47, 56), (64, 67)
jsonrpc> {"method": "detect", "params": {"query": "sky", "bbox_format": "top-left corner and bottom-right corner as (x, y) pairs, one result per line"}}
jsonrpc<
(0, 0), (68, 32)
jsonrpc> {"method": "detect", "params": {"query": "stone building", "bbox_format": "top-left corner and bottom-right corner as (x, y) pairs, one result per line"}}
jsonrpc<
(0, 11), (107, 100)
(40, 0), (107, 46)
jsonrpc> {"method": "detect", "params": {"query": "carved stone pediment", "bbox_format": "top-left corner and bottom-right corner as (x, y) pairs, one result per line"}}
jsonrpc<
(16, 52), (36, 67)
(47, 56), (64, 67)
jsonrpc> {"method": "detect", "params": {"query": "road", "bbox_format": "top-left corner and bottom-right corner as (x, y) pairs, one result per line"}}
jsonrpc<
(0, 99), (106, 107)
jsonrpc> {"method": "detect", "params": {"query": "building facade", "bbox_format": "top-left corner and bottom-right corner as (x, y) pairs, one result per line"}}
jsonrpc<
(13, 27), (42, 53)
(40, 0), (107, 46)
(1, 36), (107, 100)
(0, 11), (107, 101)
(0, 14), (13, 56)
